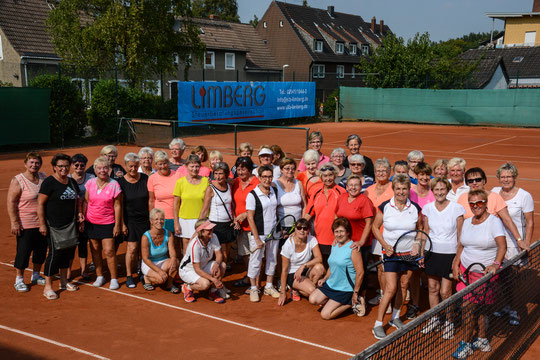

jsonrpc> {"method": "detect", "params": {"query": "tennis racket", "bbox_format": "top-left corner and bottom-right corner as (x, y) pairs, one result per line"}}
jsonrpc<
(367, 229), (432, 270)
(248, 214), (297, 254)
(455, 262), (495, 306)
(457, 262), (486, 286)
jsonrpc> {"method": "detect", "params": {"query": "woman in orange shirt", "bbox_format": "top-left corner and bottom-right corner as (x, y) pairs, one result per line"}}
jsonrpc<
(297, 149), (322, 201)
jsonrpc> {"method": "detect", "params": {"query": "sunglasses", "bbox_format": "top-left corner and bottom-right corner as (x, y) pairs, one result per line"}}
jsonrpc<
(469, 200), (487, 207)
(466, 177), (484, 184)
(73, 163), (86, 168)
(320, 165), (334, 172)
(296, 226), (309, 231)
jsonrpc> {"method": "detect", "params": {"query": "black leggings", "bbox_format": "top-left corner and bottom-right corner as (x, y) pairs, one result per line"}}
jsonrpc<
(69, 232), (88, 260)
(359, 245), (371, 293)
(43, 235), (75, 277)
(14, 228), (48, 270)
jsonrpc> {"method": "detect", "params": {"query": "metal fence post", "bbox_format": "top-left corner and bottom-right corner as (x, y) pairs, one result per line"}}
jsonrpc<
(234, 125), (238, 155)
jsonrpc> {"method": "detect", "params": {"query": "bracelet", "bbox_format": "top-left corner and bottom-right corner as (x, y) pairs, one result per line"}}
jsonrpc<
(492, 261), (502, 267)
(517, 238), (523, 242)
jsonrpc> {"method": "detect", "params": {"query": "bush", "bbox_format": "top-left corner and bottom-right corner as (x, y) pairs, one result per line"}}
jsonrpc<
(323, 89), (339, 117)
(29, 74), (87, 145)
(88, 80), (163, 141)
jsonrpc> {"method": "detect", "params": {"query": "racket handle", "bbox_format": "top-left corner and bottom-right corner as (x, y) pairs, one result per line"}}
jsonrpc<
(367, 259), (383, 271)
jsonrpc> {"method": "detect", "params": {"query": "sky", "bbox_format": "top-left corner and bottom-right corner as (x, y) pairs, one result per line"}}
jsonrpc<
(237, 0), (534, 42)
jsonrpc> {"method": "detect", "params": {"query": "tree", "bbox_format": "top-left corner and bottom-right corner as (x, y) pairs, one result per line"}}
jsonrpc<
(192, 0), (240, 22)
(0, 80), (13, 87)
(357, 32), (478, 89)
(46, 0), (206, 87)
(249, 14), (259, 28)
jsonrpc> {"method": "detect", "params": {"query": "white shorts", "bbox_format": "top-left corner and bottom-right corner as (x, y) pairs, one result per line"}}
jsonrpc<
(141, 259), (167, 276)
(179, 218), (197, 239)
(179, 260), (216, 284)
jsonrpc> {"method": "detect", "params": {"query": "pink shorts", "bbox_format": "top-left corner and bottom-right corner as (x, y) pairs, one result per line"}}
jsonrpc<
(456, 264), (498, 305)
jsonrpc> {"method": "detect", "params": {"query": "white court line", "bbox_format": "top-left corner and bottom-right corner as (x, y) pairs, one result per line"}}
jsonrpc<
(0, 324), (109, 359)
(455, 136), (517, 153)
(0, 262), (355, 357)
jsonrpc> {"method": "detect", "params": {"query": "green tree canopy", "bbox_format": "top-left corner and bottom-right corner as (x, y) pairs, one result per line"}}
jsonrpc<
(192, 0), (240, 22)
(46, 0), (205, 87)
(357, 32), (478, 89)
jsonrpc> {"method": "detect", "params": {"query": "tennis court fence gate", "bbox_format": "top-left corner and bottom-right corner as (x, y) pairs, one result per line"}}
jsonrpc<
(353, 240), (540, 360)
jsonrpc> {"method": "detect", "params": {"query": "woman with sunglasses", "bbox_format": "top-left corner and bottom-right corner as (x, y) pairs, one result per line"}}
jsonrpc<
(457, 168), (524, 249)
(277, 218), (325, 305)
(451, 189), (506, 357)
(341, 154), (374, 193)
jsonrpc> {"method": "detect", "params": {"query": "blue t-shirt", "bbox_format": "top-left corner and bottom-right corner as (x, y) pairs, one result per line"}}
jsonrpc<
(326, 240), (356, 292)
(145, 230), (170, 262)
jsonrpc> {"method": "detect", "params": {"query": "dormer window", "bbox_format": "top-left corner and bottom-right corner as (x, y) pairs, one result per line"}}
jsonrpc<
(279, 20), (284, 27)
(263, 21), (267, 28)
(314, 40), (323, 52)
(336, 42), (344, 54)
(362, 44), (370, 55)
(350, 44), (357, 55)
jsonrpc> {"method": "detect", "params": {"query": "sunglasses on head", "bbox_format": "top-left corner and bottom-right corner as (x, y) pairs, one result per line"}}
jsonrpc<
(469, 200), (487, 207)
(466, 177), (484, 184)
(320, 165), (333, 172)
(296, 226), (309, 231)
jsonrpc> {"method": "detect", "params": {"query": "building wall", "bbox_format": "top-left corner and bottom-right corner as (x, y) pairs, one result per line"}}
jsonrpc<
(483, 65), (508, 89)
(256, 2), (313, 81)
(0, 28), (22, 86)
(504, 17), (540, 46)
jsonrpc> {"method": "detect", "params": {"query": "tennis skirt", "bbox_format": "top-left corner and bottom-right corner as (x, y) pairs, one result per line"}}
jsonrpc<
(125, 220), (151, 243)
(86, 222), (114, 240)
(212, 221), (236, 244)
(383, 254), (419, 273)
(318, 282), (353, 305)
(286, 267), (310, 288)
(424, 252), (455, 280)
(456, 264), (498, 305)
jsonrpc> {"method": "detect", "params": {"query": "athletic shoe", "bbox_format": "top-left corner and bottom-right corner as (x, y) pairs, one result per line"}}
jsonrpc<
(472, 338), (491, 352)
(291, 290), (301, 301)
(93, 276), (105, 288)
(421, 317), (441, 334)
(182, 284), (196, 303)
(509, 311), (520, 326)
(406, 304), (420, 319)
(109, 278), (120, 290)
(209, 290), (225, 304)
(126, 276), (136, 289)
(14, 281), (29, 292)
(31, 275), (46, 285)
(217, 288), (231, 300)
(442, 321), (455, 340)
(263, 285), (280, 298)
(493, 305), (510, 317)
(452, 341), (473, 359)
(389, 318), (405, 329)
(88, 263), (96, 272)
(249, 288), (260, 302)
(372, 326), (386, 340)
(368, 290), (382, 305)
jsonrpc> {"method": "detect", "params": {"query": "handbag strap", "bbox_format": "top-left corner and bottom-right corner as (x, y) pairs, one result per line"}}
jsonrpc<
(210, 184), (234, 222)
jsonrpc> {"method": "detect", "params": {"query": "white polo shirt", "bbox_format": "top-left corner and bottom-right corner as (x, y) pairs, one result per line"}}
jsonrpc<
(179, 234), (221, 273)
(447, 180), (469, 202)
(378, 197), (422, 252)
(491, 187), (534, 248)
(245, 185), (278, 237)
(460, 215), (505, 269)
(422, 201), (465, 254)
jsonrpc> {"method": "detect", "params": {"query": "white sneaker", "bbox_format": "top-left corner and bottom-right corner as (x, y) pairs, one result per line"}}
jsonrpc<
(109, 279), (120, 290)
(421, 317), (441, 334)
(263, 285), (280, 298)
(249, 288), (260, 302)
(442, 321), (455, 340)
(93, 276), (105, 287)
(452, 341), (473, 359)
(472, 337), (491, 352)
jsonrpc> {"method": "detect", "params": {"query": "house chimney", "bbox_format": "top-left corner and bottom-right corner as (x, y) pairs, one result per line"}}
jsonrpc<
(534, 0), (540, 12)
(379, 19), (384, 34)
(209, 14), (219, 20)
(371, 17), (376, 32)
(327, 6), (335, 17)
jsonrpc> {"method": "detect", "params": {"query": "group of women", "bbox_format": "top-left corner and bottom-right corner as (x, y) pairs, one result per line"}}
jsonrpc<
(8, 132), (535, 349)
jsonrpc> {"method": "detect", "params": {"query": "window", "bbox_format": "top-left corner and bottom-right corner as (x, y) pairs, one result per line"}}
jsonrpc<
(336, 42), (344, 54)
(314, 40), (323, 52)
(279, 20), (284, 27)
(225, 52), (235, 70)
(362, 44), (370, 55)
(204, 51), (215, 69)
(312, 64), (325, 78)
(336, 65), (344, 78)
(173, 54), (179, 66)
(350, 44), (357, 55)
(263, 21), (267, 28)
(351, 66), (356, 79)
(524, 31), (536, 46)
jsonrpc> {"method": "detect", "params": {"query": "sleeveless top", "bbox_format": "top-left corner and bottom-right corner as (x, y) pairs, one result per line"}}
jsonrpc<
(144, 230), (170, 263)
(326, 240), (356, 292)
(275, 180), (302, 227)
(209, 184), (233, 223)
(14, 172), (46, 229)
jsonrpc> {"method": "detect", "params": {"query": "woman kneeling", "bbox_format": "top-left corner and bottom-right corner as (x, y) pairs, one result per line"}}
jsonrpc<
(141, 208), (180, 293)
(309, 217), (364, 319)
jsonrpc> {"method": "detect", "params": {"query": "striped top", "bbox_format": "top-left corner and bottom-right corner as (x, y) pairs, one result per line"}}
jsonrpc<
(14, 172), (46, 229)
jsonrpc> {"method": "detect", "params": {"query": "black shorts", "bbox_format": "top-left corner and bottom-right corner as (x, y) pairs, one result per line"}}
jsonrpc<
(212, 221), (236, 244)
(286, 267), (310, 288)
(319, 244), (332, 256)
(424, 252), (455, 280)
(383, 254), (419, 273)
(86, 222), (114, 240)
(318, 282), (353, 305)
(126, 220), (150, 243)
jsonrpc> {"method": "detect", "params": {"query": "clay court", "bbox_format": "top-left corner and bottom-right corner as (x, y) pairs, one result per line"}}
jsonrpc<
(1, 121), (539, 359)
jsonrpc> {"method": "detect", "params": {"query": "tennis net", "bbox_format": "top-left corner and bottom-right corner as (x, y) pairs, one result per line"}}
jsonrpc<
(354, 240), (540, 360)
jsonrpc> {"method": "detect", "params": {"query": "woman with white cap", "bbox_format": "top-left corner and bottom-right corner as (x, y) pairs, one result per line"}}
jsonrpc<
(253, 146), (281, 182)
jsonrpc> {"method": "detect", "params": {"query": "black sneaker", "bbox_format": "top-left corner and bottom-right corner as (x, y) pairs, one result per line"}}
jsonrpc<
(406, 304), (419, 319)
(126, 276), (136, 288)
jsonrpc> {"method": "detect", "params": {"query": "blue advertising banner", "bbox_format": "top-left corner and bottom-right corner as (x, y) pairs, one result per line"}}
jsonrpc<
(177, 81), (315, 126)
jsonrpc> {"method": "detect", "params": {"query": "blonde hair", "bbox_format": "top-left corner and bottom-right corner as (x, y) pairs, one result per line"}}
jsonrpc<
(238, 142), (253, 154)
(209, 150), (223, 161)
(93, 156), (109, 168)
(100, 145), (118, 156)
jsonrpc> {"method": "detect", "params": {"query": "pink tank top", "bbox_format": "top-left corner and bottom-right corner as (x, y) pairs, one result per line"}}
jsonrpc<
(15, 172), (46, 229)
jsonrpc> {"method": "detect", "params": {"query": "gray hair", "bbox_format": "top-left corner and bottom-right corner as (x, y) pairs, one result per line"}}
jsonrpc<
(392, 173), (411, 190)
(185, 154), (201, 166)
(149, 208), (165, 220)
(154, 150), (169, 163)
(448, 157), (466, 171)
(169, 138), (185, 150)
(496, 162), (518, 179)
(302, 149), (320, 164)
(346, 134), (362, 147)
(124, 152), (140, 164)
(349, 154), (365, 165)
(138, 147), (154, 158)
(374, 158), (391, 173)
(212, 161), (230, 176)
(100, 145), (118, 156)
(407, 150), (424, 162)
(317, 163), (338, 177)
(330, 147), (346, 158)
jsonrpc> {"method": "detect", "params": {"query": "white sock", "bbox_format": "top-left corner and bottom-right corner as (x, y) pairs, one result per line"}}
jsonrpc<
(250, 286), (258, 291)
(391, 308), (401, 320)
(374, 320), (383, 327)
(15, 276), (24, 283)
(265, 283), (274, 289)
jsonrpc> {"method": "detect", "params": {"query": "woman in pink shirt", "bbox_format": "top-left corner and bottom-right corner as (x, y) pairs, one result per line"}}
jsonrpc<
(85, 156), (122, 290)
(410, 162), (435, 209)
(7, 152), (47, 292)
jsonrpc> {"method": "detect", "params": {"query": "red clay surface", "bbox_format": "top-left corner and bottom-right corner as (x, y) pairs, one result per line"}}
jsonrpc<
(1, 121), (539, 359)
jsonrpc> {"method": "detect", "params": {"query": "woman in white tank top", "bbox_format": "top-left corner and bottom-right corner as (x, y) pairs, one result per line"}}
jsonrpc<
(274, 158), (306, 228)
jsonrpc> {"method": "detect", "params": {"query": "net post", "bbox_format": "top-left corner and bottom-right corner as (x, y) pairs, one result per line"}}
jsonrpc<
(234, 125), (238, 155)
(305, 128), (310, 150)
